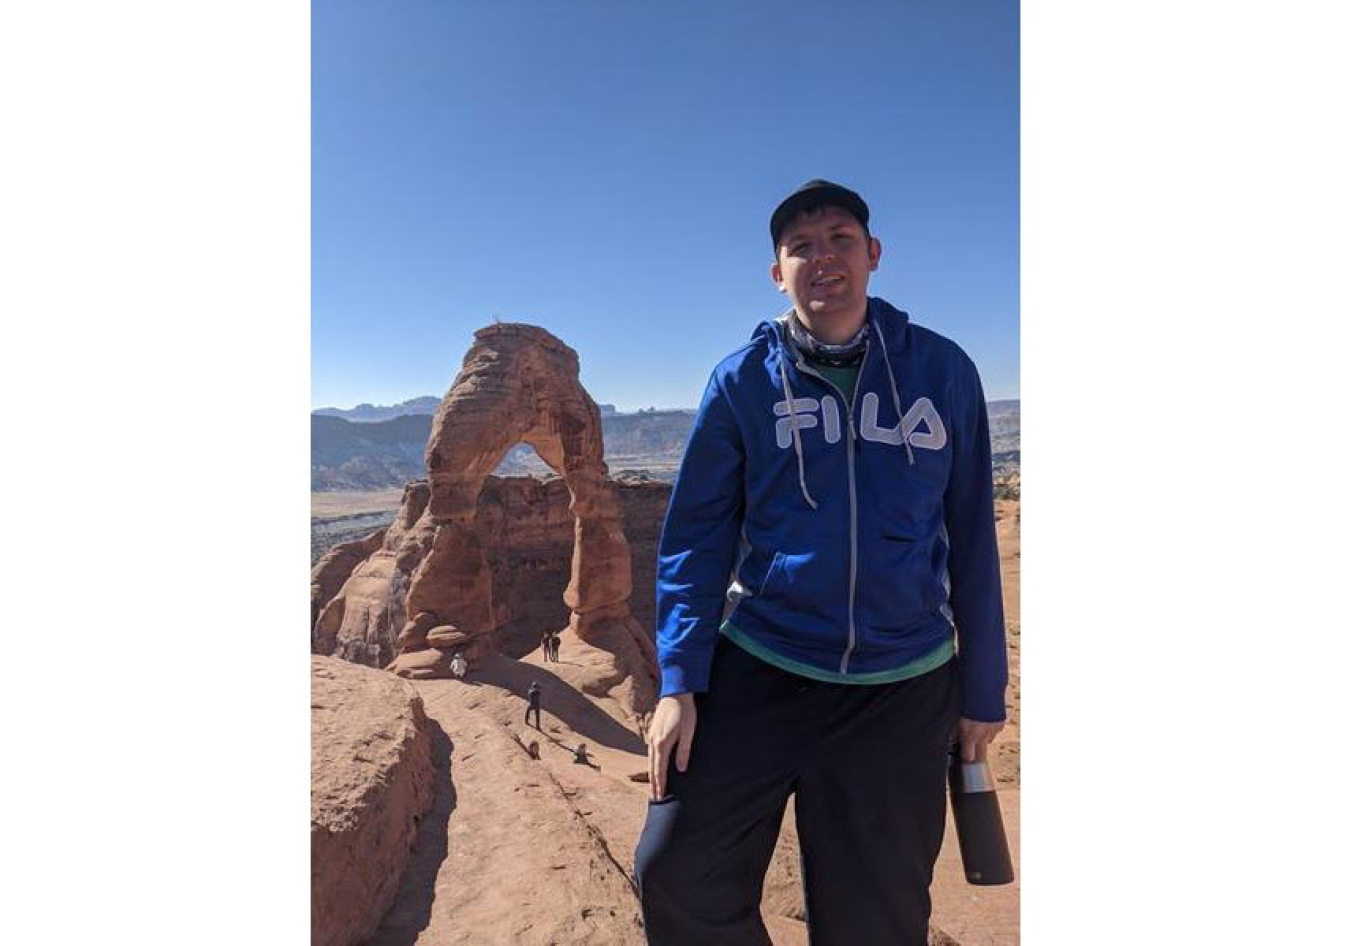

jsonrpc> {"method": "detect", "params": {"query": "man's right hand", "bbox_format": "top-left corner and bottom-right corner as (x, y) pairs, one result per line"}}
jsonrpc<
(647, 693), (697, 800)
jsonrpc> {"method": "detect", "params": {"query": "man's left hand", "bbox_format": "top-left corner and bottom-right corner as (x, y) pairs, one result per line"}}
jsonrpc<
(957, 716), (1005, 763)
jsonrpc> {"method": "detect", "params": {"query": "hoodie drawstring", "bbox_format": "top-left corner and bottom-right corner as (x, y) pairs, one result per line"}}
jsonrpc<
(776, 352), (819, 510)
(873, 323), (915, 465)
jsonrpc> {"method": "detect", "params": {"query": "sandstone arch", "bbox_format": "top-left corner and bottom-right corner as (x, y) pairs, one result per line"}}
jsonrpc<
(316, 323), (658, 718)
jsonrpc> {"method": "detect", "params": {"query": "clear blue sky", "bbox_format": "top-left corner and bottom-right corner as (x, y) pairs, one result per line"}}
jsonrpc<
(313, 0), (1018, 411)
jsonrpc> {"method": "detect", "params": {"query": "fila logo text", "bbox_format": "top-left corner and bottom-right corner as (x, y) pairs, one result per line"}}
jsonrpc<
(774, 394), (947, 451)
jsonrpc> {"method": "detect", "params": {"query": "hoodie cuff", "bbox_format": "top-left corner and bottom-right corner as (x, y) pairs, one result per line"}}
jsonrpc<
(959, 690), (1008, 723)
(659, 660), (710, 698)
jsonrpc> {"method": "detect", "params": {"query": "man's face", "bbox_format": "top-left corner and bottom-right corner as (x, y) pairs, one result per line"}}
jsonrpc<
(771, 205), (881, 330)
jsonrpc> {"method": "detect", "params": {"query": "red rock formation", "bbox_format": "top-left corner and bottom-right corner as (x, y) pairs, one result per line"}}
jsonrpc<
(313, 480), (434, 667)
(470, 474), (670, 655)
(311, 528), (387, 645)
(311, 656), (434, 946)
(476, 476), (577, 654)
(316, 475), (671, 663)
(613, 475), (671, 644)
(315, 324), (660, 719)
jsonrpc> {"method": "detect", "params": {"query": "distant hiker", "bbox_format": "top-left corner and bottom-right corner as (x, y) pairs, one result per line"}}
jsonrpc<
(450, 651), (467, 679)
(573, 742), (590, 765)
(526, 681), (542, 729)
(540, 631), (553, 662)
(634, 180), (1009, 945)
(549, 632), (562, 662)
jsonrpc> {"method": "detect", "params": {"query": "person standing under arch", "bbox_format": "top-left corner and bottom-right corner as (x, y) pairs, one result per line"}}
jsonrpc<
(526, 681), (542, 729)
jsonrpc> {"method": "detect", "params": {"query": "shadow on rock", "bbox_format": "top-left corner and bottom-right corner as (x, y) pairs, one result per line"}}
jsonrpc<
(365, 721), (456, 946)
(471, 654), (647, 755)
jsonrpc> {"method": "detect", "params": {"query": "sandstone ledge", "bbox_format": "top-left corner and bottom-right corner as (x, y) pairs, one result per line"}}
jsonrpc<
(311, 656), (434, 946)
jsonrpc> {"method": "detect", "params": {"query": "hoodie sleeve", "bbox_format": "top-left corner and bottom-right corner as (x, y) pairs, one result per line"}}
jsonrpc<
(944, 360), (1009, 722)
(654, 370), (745, 696)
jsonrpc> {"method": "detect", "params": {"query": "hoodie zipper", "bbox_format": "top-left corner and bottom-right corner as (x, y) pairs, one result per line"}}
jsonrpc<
(791, 343), (869, 674)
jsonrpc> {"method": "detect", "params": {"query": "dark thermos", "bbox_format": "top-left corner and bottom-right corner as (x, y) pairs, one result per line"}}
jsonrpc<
(947, 744), (1015, 885)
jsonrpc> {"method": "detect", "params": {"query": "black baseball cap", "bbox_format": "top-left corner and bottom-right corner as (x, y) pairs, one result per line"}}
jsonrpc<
(770, 179), (870, 248)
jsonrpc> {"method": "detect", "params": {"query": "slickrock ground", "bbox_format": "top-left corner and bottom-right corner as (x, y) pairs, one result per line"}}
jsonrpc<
(329, 501), (1020, 945)
(365, 638), (650, 946)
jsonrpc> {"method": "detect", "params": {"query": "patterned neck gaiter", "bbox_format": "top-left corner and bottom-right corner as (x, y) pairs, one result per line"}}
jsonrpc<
(787, 311), (869, 367)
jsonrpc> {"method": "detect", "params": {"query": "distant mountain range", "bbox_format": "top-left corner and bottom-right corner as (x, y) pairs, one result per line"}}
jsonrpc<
(312, 397), (443, 423)
(311, 397), (1018, 491)
(314, 396), (618, 423)
(311, 406), (696, 490)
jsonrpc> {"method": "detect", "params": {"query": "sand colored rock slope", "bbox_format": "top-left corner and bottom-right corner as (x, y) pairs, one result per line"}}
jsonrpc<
(365, 646), (648, 945)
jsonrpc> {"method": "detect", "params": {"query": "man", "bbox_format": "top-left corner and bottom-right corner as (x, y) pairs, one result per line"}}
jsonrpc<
(633, 180), (1008, 946)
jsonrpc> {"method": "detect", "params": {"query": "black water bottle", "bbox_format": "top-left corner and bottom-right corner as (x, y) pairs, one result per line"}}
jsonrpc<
(947, 743), (1015, 885)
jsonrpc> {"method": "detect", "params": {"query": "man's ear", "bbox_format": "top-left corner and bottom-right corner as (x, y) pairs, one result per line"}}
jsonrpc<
(770, 260), (785, 291)
(868, 237), (882, 271)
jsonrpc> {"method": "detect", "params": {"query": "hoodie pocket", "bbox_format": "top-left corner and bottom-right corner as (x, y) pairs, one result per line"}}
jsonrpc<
(862, 537), (937, 632)
(759, 550), (834, 619)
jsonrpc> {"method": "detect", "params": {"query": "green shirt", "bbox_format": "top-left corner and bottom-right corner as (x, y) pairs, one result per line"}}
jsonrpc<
(719, 621), (954, 684)
(806, 359), (860, 406)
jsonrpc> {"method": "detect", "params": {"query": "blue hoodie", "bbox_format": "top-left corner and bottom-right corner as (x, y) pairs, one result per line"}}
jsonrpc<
(654, 297), (1008, 722)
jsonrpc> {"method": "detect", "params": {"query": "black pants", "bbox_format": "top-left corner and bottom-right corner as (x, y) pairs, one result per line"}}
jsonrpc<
(634, 635), (960, 946)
